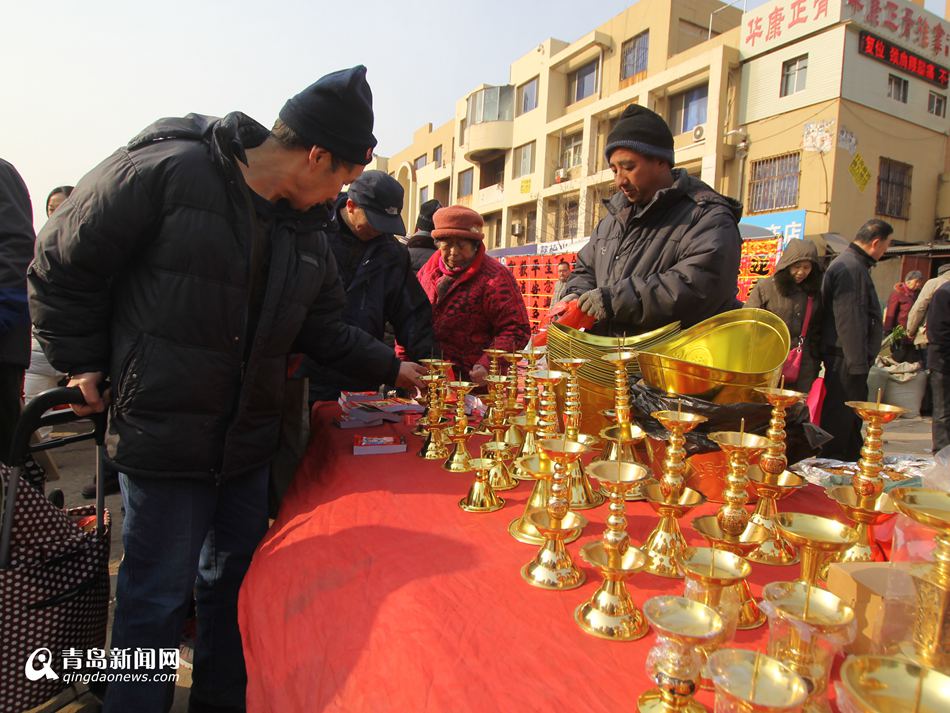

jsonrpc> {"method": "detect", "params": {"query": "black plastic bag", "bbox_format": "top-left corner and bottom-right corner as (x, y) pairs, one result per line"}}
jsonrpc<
(629, 383), (831, 465)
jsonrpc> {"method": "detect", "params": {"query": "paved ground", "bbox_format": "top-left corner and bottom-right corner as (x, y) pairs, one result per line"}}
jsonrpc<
(21, 412), (938, 713)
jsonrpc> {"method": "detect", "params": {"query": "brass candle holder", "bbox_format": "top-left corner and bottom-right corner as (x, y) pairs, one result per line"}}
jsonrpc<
(760, 580), (855, 712)
(755, 386), (806, 477)
(774, 512), (859, 587)
(530, 370), (566, 436)
(706, 649), (808, 713)
(680, 547), (751, 676)
(637, 596), (725, 713)
(598, 422), (649, 502)
(480, 374), (510, 440)
(891, 488), (950, 674)
(599, 350), (647, 502)
(521, 439), (589, 590)
(565, 433), (604, 511)
(458, 457), (505, 513)
(507, 453), (583, 545)
(417, 373), (449, 459)
(692, 515), (769, 630)
(710, 430), (770, 539)
(846, 399), (906, 502)
(576, 460), (652, 641)
(482, 348), (508, 378)
(642, 480), (706, 579)
(520, 346), (546, 421)
(747, 469), (806, 566)
(480, 441), (517, 492)
(840, 655), (950, 713)
(509, 414), (550, 481)
(551, 357), (587, 438)
(442, 381), (476, 473)
(827, 486), (896, 565)
(653, 409), (708, 501)
(502, 352), (523, 418)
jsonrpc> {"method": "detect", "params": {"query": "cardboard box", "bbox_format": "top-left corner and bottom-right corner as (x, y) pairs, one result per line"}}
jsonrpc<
(826, 561), (926, 655)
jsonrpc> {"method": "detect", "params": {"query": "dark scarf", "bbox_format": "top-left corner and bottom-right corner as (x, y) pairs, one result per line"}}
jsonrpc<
(435, 243), (485, 303)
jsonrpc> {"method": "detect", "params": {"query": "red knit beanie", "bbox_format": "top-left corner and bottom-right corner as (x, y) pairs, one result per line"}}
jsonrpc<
(432, 205), (484, 241)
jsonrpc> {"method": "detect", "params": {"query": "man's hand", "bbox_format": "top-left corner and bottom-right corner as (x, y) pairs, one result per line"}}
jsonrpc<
(67, 371), (109, 416)
(469, 363), (488, 385)
(561, 293), (579, 304)
(577, 288), (610, 321)
(395, 361), (426, 391)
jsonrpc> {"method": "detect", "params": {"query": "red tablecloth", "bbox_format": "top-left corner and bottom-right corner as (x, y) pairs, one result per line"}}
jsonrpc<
(239, 404), (842, 713)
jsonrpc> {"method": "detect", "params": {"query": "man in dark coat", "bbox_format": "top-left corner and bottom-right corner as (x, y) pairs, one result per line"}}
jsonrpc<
(819, 219), (893, 461)
(28, 66), (423, 713)
(407, 198), (441, 272)
(0, 159), (34, 459)
(745, 238), (823, 394)
(301, 170), (436, 403)
(927, 280), (950, 452)
(561, 105), (742, 334)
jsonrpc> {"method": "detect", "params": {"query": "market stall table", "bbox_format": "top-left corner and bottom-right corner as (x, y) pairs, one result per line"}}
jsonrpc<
(238, 403), (843, 713)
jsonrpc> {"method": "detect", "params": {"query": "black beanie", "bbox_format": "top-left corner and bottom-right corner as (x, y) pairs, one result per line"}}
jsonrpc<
(604, 104), (675, 165)
(279, 65), (378, 165)
(415, 199), (442, 232)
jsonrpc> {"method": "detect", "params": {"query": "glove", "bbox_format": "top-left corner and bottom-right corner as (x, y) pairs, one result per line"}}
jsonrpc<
(577, 288), (610, 321)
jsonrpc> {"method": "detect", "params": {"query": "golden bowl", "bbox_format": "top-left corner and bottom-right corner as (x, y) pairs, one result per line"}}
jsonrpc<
(775, 513), (859, 551)
(678, 546), (751, 585)
(828, 486), (897, 525)
(643, 595), (724, 641)
(707, 649), (809, 711)
(580, 541), (648, 573)
(761, 581), (854, 631)
(637, 309), (790, 404)
(845, 401), (907, 424)
(890, 488), (950, 532)
(840, 655), (950, 713)
(693, 515), (769, 550)
(586, 460), (651, 487)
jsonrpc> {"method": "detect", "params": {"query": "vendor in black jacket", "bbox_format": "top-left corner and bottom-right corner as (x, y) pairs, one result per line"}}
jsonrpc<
(301, 170), (436, 403)
(27, 66), (423, 713)
(819, 219), (893, 460)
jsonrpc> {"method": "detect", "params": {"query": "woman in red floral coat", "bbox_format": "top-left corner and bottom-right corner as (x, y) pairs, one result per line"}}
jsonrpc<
(417, 206), (531, 385)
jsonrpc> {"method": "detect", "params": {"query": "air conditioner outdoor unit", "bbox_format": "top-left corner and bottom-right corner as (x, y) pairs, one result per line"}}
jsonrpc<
(511, 221), (524, 236)
(692, 124), (706, 143)
(554, 168), (568, 183)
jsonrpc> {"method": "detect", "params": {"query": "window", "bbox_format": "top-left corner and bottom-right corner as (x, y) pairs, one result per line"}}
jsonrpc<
(929, 91), (947, 117)
(669, 84), (708, 134)
(621, 31), (649, 80)
(558, 198), (579, 241)
(420, 186), (429, 205)
(780, 55), (808, 97)
(414, 154), (427, 170)
(514, 142), (535, 178)
(876, 158), (912, 219)
(466, 85), (514, 125)
(748, 152), (801, 213)
(888, 74), (908, 103)
(517, 77), (538, 115)
(433, 145), (443, 165)
(561, 132), (583, 169)
(458, 169), (474, 198)
(569, 61), (598, 103)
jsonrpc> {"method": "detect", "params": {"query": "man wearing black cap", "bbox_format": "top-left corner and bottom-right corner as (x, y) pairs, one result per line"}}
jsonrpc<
(29, 66), (424, 713)
(407, 198), (442, 272)
(561, 104), (742, 334)
(300, 170), (436, 403)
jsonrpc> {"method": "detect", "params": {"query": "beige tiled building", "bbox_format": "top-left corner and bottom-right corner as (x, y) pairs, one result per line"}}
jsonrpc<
(373, 0), (950, 277)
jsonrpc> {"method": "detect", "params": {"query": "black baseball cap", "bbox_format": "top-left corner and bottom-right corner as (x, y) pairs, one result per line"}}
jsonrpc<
(347, 170), (406, 234)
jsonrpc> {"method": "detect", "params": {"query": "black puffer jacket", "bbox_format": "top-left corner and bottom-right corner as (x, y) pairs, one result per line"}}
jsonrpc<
(0, 159), (34, 368)
(565, 170), (742, 334)
(820, 242), (883, 375)
(28, 113), (399, 480)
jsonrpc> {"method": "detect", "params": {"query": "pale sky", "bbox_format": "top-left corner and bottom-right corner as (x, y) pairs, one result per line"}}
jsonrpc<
(2, 0), (945, 228)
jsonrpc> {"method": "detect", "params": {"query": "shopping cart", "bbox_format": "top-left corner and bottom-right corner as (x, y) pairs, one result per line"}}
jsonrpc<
(0, 387), (111, 713)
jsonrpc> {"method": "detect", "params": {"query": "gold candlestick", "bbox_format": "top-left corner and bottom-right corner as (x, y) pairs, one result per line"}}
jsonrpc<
(480, 374), (510, 440)
(551, 357), (587, 439)
(693, 515), (770, 630)
(599, 351), (647, 502)
(642, 480), (706, 579)
(509, 414), (551, 481)
(531, 370), (566, 436)
(565, 433), (604, 510)
(840, 655), (950, 713)
(521, 439), (589, 590)
(827, 486), (896, 565)
(711, 430), (770, 538)
(637, 596), (725, 713)
(761, 581), (855, 712)
(747, 468), (805, 566)
(507, 454), (583, 545)
(458, 457), (505, 513)
(576, 460), (653, 641)
(706, 650), (808, 713)
(891, 488), (950, 674)
(754, 387), (806, 477)
(482, 348), (508, 378)
(774, 512), (858, 587)
(481, 441), (517, 492)
(653, 410), (708, 501)
(502, 352), (522, 417)
(520, 346), (546, 421)
(846, 400), (905, 502)
(417, 373), (447, 457)
(442, 381), (476, 473)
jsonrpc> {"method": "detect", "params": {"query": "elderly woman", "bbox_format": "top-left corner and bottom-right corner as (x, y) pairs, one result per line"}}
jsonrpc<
(745, 238), (823, 394)
(417, 206), (530, 384)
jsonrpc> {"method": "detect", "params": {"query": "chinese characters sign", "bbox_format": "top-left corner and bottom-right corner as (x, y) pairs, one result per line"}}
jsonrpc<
(858, 30), (950, 87)
(844, 0), (950, 59)
(739, 237), (782, 302)
(849, 153), (871, 191)
(741, 0), (841, 57)
(740, 209), (806, 249)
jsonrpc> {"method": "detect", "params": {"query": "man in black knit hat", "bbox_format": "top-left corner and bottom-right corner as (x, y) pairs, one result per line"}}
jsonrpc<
(29, 66), (424, 713)
(560, 104), (742, 334)
(407, 198), (442, 272)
